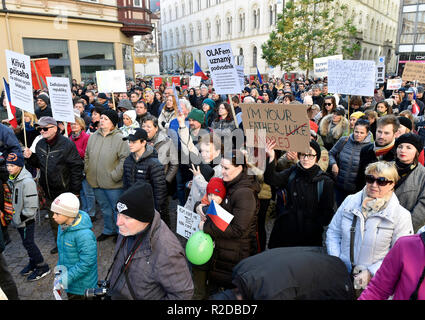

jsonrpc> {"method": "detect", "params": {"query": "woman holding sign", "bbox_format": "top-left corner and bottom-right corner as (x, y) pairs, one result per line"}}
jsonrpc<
(264, 139), (335, 249)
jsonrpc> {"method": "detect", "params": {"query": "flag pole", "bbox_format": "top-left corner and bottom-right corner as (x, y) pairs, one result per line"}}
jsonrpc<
(111, 92), (116, 110)
(228, 94), (239, 128)
(22, 109), (27, 148)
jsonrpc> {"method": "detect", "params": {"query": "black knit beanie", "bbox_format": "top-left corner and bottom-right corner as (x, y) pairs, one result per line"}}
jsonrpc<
(395, 133), (424, 154)
(101, 109), (119, 127)
(116, 182), (155, 223)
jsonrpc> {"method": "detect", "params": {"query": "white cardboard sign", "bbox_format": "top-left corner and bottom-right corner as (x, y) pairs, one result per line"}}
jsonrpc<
(46, 77), (75, 123)
(5, 50), (34, 114)
(189, 75), (202, 88)
(204, 43), (242, 94)
(386, 78), (402, 90)
(96, 70), (127, 93)
(313, 54), (343, 78)
(176, 205), (201, 240)
(328, 60), (376, 97)
(236, 65), (245, 91)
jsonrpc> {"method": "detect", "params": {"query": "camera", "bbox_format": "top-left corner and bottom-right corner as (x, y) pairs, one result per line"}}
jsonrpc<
(84, 280), (110, 300)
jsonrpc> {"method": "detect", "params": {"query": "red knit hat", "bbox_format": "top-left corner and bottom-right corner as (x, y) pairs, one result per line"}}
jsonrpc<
(206, 177), (226, 200)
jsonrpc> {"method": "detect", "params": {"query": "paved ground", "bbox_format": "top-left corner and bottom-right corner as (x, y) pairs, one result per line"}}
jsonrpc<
(2, 197), (275, 300)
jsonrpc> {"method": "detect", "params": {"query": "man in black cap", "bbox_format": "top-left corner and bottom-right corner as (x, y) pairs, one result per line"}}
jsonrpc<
(97, 93), (110, 110)
(35, 94), (53, 119)
(23, 116), (84, 254)
(122, 128), (169, 226)
(107, 182), (194, 300)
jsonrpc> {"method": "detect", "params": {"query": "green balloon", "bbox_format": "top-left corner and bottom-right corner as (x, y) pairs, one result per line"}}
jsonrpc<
(185, 231), (214, 265)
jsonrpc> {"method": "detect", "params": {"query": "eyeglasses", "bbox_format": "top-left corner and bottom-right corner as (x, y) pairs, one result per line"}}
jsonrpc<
(298, 153), (317, 160)
(38, 126), (55, 132)
(324, 103), (333, 106)
(365, 175), (393, 186)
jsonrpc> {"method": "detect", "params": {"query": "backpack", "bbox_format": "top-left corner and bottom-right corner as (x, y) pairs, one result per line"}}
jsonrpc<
(275, 169), (324, 218)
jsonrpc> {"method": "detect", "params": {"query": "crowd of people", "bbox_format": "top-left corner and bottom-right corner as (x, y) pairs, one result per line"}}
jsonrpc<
(0, 73), (424, 300)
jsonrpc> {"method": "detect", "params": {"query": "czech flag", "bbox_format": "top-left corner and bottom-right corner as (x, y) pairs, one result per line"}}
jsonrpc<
(2, 78), (18, 129)
(194, 60), (208, 80)
(256, 67), (263, 84)
(206, 200), (234, 232)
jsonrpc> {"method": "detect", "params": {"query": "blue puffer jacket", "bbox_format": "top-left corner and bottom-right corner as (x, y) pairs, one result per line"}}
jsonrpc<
(57, 210), (98, 295)
(328, 132), (373, 193)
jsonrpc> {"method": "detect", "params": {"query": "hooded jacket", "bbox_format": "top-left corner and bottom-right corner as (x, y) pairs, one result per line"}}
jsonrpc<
(329, 132), (373, 193)
(203, 169), (261, 288)
(326, 190), (413, 275)
(57, 210), (98, 296)
(108, 211), (194, 300)
(149, 130), (178, 184)
(8, 167), (38, 228)
(84, 128), (130, 189)
(122, 145), (168, 217)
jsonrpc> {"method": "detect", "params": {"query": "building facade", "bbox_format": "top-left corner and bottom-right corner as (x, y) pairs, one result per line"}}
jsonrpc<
(160, 0), (400, 78)
(396, 0), (425, 75)
(0, 0), (153, 83)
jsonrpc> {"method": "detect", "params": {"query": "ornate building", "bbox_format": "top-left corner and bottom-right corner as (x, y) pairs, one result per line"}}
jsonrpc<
(160, 0), (400, 77)
(0, 0), (153, 82)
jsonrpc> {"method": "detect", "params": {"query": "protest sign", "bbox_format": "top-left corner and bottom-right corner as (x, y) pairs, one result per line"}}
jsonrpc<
(189, 75), (202, 88)
(240, 103), (311, 152)
(176, 205), (201, 240)
(96, 70), (127, 93)
(313, 55), (343, 78)
(172, 76), (180, 86)
(236, 65), (245, 91)
(46, 77), (75, 123)
(387, 78), (402, 90)
(5, 50), (34, 114)
(153, 77), (162, 89)
(328, 60), (376, 97)
(402, 62), (425, 83)
(204, 43), (241, 94)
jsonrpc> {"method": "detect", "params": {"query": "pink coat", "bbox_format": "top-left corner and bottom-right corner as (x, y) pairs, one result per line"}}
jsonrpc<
(69, 131), (90, 159)
(359, 234), (425, 300)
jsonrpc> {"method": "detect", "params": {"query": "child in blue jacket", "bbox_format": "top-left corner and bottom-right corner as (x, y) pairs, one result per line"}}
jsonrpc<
(51, 192), (98, 299)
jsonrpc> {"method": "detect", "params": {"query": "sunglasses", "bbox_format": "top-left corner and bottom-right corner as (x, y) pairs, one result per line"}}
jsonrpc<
(38, 126), (55, 132)
(324, 103), (333, 106)
(365, 175), (393, 186)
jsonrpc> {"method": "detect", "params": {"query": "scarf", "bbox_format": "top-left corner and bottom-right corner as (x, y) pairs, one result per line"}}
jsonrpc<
(0, 183), (14, 226)
(395, 158), (417, 188)
(71, 131), (82, 140)
(377, 111), (387, 117)
(60, 215), (79, 232)
(373, 140), (395, 159)
(361, 187), (392, 219)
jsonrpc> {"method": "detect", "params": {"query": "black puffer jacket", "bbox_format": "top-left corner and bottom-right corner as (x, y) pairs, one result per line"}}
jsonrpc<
(264, 162), (335, 248)
(203, 169), (261, 288)
(29, 131), (84, 199)
(122, 145), (168, 219)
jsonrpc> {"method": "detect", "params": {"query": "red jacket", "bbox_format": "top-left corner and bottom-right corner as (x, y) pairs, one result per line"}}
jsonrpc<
(69, 130), (90, 159)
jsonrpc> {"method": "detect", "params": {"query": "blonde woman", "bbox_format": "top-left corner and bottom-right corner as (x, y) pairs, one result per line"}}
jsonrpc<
(17, 112), (39, 148)
(158, 95), (178, 131)
(326, 161), (413, 292)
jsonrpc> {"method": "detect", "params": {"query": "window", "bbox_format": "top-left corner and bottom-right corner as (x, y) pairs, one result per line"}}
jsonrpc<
(252, 46), (257, 67)
(269, 5), (273, 26)
(122, 44), (133, 81)
(189, 0), (193, 14)
(23, 38), (71, 79)
(190, 25), (194, 42)
(206, 0), (211, 8)
(78, 41), (115, 82)
(239, 12), (245, 32)
(133, 0), (142, 7)
(197, 0), (201, 11)
(207, 21), (211, 39)
(227, 16), (232, 35)
(216, 19), (221, 37)
(198, 24), (202, 41)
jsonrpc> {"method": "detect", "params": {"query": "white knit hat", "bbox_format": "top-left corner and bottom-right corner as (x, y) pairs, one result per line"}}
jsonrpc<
(50, 193), (80, 218)
(124, 110), (137, 125)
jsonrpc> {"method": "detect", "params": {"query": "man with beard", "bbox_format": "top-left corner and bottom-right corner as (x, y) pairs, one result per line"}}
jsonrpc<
(355, 115), (400, 191)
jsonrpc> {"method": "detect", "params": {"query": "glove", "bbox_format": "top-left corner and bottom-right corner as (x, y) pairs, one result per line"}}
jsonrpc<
(353, 269), (371, 290)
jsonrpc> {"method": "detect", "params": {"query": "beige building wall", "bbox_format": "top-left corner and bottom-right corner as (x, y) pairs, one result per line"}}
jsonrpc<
(1, 7), (133, 82)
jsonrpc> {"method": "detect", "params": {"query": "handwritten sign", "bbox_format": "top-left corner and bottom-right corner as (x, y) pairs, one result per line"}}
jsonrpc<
(402, 62), (425, 83)
(313, 54), (343, 78)
(328, 60), (376, 96)
(236, 65), (245, 92)
(240, 103), (311, 152)
(189, 75), (202, 88)
(5, 50), (34, 113)
(204, 43), (242, 94)
(387, 78), (402, 90)
(96, 70), (127, 93)
(46, 77), (75, 123)
(176, 205), (201, 240)
(153, 77), (162, 89)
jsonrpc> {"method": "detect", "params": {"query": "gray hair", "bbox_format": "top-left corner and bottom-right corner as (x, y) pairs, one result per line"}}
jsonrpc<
(243, 96), (255, 103)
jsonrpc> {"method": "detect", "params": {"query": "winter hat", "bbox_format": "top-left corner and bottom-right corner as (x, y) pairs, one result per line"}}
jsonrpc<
(188, 109), (205, 124)
(333, 106), (346, 116)
(101, 109), (119, 127)
(6, 152), (24, 168)
(51, 193), (80, 218)
(395, 132), (424, 154)
(37, 94), (50, 105)
(206, 177), (226, 200)
(123, 110), (137, 125)
(309, 140), (321, 161)
(202, 98), (216, 110)
(397, 116), (413, 132)
(116, 182), (155, 223)
(80, 95), (90, 106)
(350, 111), (365, 120)
(118, 99), (134, 111)
(244, 87), (252, 94)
